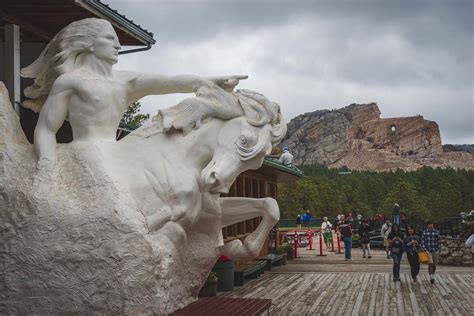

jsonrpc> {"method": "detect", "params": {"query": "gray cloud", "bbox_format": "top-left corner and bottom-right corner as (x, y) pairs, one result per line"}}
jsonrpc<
(106, 0), (473, 144)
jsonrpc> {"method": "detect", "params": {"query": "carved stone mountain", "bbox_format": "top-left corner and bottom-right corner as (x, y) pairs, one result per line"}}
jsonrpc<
(281, 103), (474, 171)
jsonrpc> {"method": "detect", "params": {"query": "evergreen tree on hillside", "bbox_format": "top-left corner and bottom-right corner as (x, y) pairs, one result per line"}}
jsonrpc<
(277, 165), (474, 224)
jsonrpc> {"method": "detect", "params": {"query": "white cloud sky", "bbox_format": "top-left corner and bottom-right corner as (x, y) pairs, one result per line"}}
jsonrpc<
(108, 0), (473, 144)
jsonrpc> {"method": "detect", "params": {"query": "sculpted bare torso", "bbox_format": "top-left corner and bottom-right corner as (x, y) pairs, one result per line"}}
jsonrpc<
(66, 71), (128, 141)
(29, 19), (246, 168)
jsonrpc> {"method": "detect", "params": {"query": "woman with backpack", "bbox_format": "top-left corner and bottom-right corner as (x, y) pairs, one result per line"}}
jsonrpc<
(359, 219), (372, 259)
(403, 225), (421, 283)
(388, 224), (404, 282)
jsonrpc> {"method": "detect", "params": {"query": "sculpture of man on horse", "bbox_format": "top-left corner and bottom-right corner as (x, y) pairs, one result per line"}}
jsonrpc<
(0, 17), (286, 314)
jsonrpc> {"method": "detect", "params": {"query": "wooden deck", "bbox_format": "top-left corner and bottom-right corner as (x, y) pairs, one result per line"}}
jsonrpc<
(220, 249), (473, 315)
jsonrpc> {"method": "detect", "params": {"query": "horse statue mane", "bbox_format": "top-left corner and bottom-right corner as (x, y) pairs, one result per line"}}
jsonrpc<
(132, 84), (286, 146)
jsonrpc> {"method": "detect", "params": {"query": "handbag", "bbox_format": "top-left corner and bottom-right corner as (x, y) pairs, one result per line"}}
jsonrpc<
(418, 251), (429, 263)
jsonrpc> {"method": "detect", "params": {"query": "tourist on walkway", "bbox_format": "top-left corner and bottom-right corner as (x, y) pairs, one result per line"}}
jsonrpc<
(302, 210), (312, 228)
(376, 212), (384, 226)
(403, 225), (420, 283)
(278, 147), (294, 166)
(368, 215), (376, 230)
(359, 219), (372, 259)
(381, 219), (392, 259)
(392, 203), (400, 225)
(295, 214), (302, 230)
(388, 223), (404, 282)
(321, 216), (332, 248)
(337, 215), (353, 261)
(422, 220), (441, 284)
(347, 212), (354, 225)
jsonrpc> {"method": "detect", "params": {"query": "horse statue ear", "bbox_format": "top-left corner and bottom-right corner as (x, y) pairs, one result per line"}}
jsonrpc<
(270, 103), (287, 144)
(236, 89), (274, 126)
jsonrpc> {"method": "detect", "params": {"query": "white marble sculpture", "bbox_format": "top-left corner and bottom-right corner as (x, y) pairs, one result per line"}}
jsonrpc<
(0, 18), (286, 314)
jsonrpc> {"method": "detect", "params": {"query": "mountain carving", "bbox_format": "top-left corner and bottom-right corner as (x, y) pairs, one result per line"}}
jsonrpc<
(281, 103), (473, 171)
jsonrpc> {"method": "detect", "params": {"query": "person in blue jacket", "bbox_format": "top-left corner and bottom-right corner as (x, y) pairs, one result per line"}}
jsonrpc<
(302, 210), (312, 228)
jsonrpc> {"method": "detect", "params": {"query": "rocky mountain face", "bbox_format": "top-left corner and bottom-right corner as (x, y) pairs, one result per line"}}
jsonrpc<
(281, 103), (473, 171)
(443, 144), (474, 153)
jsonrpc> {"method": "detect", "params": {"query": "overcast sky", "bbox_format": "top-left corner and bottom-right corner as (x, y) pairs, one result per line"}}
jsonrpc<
(106, 0), (473, 144)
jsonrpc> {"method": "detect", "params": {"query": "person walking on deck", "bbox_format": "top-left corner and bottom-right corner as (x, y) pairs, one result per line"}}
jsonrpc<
(359, 219), (372, 259)
(392, 203), (400, 225)
(422, 221), (441, 284)
(295, 214), (302, 230)
(302, 210), (312, 228)
(388, 224), (404, 282)
(403, 225), (421, 283)
(337, 215), (353, 261)
(381, 219), (392, 259)
(321, 217), (332, 248)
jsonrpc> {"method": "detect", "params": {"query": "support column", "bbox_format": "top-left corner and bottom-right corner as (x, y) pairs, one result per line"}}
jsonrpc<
(4, 24), (21, 115)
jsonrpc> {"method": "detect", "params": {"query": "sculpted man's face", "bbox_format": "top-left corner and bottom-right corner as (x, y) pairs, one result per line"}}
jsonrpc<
(91, 24), (121, 64)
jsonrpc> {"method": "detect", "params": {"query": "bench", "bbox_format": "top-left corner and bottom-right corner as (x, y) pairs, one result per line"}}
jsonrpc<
(234, 260), (267, 286)
(171, 297), (272, 316)
(257, 253), (286, 271)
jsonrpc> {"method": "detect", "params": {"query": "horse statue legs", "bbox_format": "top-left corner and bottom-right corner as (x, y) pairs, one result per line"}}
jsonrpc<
(218, 197), (280, 258)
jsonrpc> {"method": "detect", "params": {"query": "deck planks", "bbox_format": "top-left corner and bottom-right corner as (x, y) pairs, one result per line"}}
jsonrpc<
(222, 271), (473, 315)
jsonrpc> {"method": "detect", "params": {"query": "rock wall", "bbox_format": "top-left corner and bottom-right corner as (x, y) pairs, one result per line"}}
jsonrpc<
(281, 103), (473, 171)
(439, 238), (472, 266)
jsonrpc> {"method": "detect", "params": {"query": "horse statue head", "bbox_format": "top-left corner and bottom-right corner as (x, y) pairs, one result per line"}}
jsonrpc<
(138, 83), (286, 195)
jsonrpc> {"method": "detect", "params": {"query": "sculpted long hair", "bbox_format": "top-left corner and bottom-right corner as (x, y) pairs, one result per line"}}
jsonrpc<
(21, 18), (113, 112)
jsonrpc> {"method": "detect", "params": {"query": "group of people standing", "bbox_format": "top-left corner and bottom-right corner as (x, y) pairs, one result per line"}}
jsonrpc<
(329, 213), (442, 284)
(382, 220), (441, 283)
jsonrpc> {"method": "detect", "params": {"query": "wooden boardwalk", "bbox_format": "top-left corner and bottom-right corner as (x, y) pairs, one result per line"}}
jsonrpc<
(220, 249), (473, 315)
(222, 272), (473, 315)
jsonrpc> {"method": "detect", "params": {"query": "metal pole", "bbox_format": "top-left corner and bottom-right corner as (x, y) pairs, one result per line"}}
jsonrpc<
(330, 230), (335, 252)
(336, 233), (342, 254)
(293, 232), (298, 258)
(317, 232), (326, 256)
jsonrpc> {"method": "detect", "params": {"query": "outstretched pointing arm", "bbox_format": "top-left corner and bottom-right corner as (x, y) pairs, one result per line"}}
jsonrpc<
(123, 71), (247, 104)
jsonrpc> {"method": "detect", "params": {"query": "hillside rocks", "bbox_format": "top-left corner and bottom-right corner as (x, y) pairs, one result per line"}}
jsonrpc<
(443, 144), (474, 153)
(281, 103), (473, 171)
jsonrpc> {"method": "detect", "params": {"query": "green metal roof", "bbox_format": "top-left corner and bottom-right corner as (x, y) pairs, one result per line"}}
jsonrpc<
(263, 158), (303, 177)
(118, 122), (139, 132)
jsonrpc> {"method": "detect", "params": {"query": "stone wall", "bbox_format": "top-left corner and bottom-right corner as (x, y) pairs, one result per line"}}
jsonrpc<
(439, 237), (472, 266)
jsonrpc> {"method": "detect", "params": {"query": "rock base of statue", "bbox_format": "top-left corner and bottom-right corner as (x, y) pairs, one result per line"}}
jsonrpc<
(0, 80), (284, 314)
(0, 84), (218, 314)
